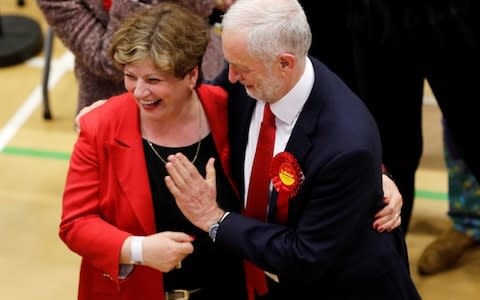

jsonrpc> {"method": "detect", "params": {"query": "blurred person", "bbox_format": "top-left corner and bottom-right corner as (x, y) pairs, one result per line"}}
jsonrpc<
(418, 119), (480, 275)
(60, 3), (246, 299)
(164, 0), (421, 299)
(349, 0), (480, 234)
(300, 1), (358, 93)
(303, 0), (480, 273)
(37, 0), (234, 114)
(299, 1), (398, 231)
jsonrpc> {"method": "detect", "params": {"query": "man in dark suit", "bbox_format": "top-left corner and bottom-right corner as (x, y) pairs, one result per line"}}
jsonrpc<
(165, 0), (421, 299)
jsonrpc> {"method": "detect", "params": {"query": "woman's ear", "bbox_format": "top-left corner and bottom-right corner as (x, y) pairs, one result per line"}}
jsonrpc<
(187, 65), (200, 88)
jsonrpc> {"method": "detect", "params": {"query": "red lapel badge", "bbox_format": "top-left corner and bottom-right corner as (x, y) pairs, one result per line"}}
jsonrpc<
(270, 152), (304, 224)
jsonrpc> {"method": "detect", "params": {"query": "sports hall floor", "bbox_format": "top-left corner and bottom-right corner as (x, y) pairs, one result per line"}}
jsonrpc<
(1, 2), (479, 299)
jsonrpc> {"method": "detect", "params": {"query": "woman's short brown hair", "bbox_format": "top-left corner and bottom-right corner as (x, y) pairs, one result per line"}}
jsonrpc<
(110, 2), (209, 79)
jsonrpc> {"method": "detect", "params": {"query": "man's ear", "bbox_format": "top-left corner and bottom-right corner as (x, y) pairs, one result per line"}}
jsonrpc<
(279, 53), (295, 70)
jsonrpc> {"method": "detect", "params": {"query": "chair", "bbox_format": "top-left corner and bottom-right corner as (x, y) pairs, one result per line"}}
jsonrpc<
(41, 27), (54, 120)
(16, 0), (53, 119)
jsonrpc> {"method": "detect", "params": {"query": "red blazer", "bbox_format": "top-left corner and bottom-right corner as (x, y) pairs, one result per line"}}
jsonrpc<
(60, 84), (235, 300)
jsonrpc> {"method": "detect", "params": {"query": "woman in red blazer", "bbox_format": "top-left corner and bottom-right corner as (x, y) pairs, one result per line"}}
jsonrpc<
(61, 4), (246, 299)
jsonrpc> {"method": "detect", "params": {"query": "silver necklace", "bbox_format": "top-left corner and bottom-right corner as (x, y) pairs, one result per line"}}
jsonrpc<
(144, 93), (203, 164)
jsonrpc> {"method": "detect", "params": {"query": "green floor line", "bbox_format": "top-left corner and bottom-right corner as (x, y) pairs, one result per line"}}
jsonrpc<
(415, 190), (448, 201)
(1, 146), (449, 201)
(1, 146), (70, 160)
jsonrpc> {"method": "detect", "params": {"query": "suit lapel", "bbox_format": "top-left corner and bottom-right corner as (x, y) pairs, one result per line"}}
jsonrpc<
(285, 74), (325, 164)
(108, 95), (156, 234)
(233, 94), (256, 196)
(268, 88), (322, 222)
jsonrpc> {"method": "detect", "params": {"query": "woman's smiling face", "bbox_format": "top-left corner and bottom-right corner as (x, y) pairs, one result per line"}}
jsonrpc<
(123, 58), (196, 115)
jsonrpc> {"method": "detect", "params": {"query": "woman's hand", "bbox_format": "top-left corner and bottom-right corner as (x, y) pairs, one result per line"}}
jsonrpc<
(373, 174), (403, 232)
(124, 232), (195, 272)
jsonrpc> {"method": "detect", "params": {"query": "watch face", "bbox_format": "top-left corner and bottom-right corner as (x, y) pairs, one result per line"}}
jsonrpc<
(208, 223), (219, 241)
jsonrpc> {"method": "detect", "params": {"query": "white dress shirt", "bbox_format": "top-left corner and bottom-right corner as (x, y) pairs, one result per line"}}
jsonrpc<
(243, 58), (314, 208)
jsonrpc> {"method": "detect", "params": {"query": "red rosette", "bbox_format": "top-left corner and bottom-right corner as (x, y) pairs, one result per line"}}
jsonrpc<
(270, 152), (303, 223)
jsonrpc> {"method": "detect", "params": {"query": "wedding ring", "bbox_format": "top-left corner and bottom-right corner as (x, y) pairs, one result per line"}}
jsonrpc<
(176, 261), (182, 269)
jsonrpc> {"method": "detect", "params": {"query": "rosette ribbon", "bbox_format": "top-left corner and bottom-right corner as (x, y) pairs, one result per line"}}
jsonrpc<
(270, 152), (304, 224)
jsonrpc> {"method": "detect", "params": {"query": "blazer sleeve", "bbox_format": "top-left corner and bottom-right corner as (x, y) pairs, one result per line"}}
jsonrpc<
(60, 114), (130, 287)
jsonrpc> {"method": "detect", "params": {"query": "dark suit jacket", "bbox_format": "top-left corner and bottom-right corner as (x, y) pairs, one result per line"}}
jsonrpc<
(214, 57), (421, 299)
(60, 84), (243, 300)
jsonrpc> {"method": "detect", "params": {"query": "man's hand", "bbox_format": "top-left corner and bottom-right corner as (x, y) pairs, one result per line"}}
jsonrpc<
(373, 174), (402, 232)
(74, 99), (107, 133)
(165, 153), (225, 231)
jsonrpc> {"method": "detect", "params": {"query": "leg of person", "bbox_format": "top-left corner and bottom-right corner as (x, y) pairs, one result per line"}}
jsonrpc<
(350, 6), (425, 234)
(425, 1), (480, 185)
(418, 121), (479, 275)
(301, 1), (359, 93)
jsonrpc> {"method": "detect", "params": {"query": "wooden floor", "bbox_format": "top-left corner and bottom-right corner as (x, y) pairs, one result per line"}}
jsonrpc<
(1, 2), (478, 299)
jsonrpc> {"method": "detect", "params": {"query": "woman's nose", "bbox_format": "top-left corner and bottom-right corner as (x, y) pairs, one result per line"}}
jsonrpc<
(133, 81), (151, 98)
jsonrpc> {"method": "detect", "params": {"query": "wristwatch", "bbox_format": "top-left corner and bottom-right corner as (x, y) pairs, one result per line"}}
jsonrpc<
(208, 222), (220, 242)
(208, 212), (230, 242)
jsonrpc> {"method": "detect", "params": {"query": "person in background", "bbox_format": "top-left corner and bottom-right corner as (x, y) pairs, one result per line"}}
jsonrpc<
(299, 1), (358, 93)
(300, 0), (480, 274)
(348, 0), (480, 235)
(164, 0), (421, 299)
(60, 3), (246, 299)
(418, 119), (480, 275)
(37, 0), (234, 114)
(298, 0), (399, 232)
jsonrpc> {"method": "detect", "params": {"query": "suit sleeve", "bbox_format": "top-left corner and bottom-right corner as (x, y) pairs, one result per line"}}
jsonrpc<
(215, 149), (381, 284)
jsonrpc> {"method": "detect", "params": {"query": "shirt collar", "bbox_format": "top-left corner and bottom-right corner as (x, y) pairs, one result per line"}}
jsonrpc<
(270, 57), (314, 125)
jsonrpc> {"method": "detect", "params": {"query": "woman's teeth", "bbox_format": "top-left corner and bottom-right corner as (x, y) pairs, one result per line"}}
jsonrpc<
(140, 99), (160, 105)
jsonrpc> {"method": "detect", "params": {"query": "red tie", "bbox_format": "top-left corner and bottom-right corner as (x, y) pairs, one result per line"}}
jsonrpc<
(244, 103), (276, 299)
(246, 103), (276, 219)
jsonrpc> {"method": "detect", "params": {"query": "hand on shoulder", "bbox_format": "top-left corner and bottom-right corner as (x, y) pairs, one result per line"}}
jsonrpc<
(74, 99), (108, 133)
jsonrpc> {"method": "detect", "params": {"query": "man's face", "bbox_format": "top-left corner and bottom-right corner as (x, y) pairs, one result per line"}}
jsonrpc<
(222, 30), (282, 102)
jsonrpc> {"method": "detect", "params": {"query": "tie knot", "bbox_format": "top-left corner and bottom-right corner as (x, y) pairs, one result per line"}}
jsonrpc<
(263, 104), (275, 125)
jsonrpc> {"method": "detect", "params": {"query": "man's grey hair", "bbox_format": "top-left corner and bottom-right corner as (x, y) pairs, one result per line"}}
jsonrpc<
(222, 0), (312, 63)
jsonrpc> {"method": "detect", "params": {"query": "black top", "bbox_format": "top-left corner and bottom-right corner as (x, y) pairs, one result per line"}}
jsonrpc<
(143, 133), (246, 299)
